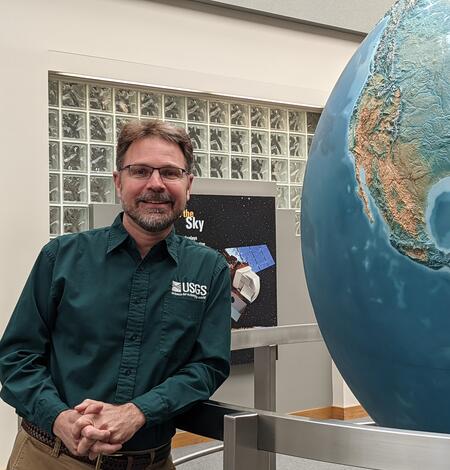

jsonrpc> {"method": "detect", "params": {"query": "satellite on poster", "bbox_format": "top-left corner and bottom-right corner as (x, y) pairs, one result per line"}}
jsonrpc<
(174, 194), (277, 364)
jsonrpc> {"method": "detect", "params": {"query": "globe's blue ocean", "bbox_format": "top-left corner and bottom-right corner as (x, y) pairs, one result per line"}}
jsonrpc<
(302, 0), (450, 432)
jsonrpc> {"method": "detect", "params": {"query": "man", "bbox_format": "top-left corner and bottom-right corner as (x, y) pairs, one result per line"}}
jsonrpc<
(0, 120), (231, 469)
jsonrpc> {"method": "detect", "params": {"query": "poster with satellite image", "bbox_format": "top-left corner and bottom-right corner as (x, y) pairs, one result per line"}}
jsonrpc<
(174, 194), (277, 364)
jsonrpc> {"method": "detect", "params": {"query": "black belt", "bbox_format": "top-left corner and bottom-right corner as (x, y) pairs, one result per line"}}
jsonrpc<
(22, 419), (171, 470)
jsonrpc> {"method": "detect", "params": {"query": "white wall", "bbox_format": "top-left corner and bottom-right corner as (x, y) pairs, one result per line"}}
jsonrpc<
(0, 0), (361, 465)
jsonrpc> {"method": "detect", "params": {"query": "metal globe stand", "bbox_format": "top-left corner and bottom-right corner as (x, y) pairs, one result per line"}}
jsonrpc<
(175, 325), (450, 470)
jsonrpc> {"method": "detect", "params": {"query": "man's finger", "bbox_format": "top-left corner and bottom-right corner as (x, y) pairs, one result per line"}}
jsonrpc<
(72, 415), (96, 440)
(82, 403), (103, 415)
(75, 399), (102, 413)
(88, 442), (122, 460)
(81, 425), (110, 441)
(74, 398), (94, 410)
(77, 436), (95, 456)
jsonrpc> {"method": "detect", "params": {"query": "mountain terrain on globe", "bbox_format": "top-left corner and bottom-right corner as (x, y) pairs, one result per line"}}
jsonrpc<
(350, 0), (450, 268)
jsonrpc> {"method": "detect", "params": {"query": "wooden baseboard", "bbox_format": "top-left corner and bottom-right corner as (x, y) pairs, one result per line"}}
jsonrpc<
(173, 405), (368, 448)
(172, 431), (213, 448)
(292, 405), (368, 421)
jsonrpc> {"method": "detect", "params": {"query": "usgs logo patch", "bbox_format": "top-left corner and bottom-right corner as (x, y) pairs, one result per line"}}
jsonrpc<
(172, 280), (208, 300)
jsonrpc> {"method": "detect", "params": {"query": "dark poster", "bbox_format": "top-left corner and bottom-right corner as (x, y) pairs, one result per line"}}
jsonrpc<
(174, 194), (277, 364)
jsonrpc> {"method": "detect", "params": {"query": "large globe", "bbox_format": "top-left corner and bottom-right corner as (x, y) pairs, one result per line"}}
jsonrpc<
(301, 0), (450, 432)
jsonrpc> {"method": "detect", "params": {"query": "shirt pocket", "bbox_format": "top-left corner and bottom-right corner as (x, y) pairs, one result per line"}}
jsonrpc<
(160, 294), (204, 360)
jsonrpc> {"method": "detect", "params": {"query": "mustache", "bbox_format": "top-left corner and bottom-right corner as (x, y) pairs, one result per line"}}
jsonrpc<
(136, 193), (173, 203)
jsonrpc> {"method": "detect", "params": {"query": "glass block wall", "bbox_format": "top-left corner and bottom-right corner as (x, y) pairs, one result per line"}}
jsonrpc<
(48, 75), (320, 237)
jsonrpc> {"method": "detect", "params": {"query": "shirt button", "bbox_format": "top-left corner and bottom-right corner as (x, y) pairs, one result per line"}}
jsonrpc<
(125, 369), (132, 376)
(130, 334), (137, 341)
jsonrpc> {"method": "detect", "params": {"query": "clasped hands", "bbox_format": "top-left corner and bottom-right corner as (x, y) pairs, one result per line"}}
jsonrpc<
(53, 399), (146, 460)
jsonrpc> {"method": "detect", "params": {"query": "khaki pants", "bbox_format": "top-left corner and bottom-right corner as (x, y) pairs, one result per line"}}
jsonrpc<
(7, 429), (176, 470)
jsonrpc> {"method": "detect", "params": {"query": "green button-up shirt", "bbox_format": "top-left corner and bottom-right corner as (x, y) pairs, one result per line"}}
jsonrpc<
(0, 214), (231, 450)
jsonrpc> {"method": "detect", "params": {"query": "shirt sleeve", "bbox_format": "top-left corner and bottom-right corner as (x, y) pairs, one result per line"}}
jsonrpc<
(0, 243), (69, 434)
(131, 255), (231, 425)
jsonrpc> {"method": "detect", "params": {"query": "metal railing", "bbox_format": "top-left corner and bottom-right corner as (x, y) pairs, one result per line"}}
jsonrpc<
(174, 323), (322, 469)
(174, 324), (450, 470)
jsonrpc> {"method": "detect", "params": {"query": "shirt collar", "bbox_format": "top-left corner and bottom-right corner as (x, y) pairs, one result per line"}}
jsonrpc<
(107, 212), (179, 264)
(107, 213), (129, 254)
(164, 228), (179, 264)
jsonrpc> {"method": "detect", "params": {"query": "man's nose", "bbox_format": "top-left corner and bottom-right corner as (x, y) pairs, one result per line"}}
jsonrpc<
(144, 169), (165, 191)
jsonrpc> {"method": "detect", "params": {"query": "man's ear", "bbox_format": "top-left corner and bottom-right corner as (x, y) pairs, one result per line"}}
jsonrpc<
(113, 171), (122, 199)
(186, 174), (194, 201)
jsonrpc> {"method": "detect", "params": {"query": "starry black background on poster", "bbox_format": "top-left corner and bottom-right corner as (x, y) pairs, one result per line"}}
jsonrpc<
(174, 194), (277, 365)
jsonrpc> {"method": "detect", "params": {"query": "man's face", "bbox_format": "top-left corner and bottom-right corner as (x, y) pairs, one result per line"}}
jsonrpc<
(113, 137), (193, 234)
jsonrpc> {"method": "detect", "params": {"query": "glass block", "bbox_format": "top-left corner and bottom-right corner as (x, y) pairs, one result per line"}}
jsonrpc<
(116, 116), (134, 139)
(271, 159), (288, 183)
(289, 110), (306, 133)
(49, 141), (60, 170)
(251, 131), (269, 155)
(188, 124), (208, 151)
(289, 134), (306, 158)
(187, 98), (207, 122)
(230, 103), (249, 127)
(209, 101), (228, 125)
(90, 114), (113, 142)
(251, 157), (269, 181)
(295, 211), (301, 237)
(90, 176), (114, 203)
(62, 111), (87, 140)
(290, 186), (302, 209)
(192, 153), (208, 178)
(49, 110), (59, 138)
(115, 88), (137, 114)
(210, 127), (229, 153)
(63, 175), (88, 202)
(270, 133), (287, 156)
(307, 112), (321, 133)
(250, 106), (268, 128)
(231, 156), (249, 180)
(230, 129), (249, 154)
(48, 80), (58, 107)
(164, 95), (185, 120)
(290, 160), (307, 184)
(91, 145), (114, 173)
(49, 206), (60, 236)
(49, 173), (60, 203)
(141, 92), (162, 117)
(62, 143), (86, 171)
(166, 120), (185, 130)
(63, 207), (88, 233)
(270, 108), (287, 130)
(89, 85), (112, 112)
(276, 186), (289, 209)
(61, 82), (86, 109)
(210, 154), (229, 178)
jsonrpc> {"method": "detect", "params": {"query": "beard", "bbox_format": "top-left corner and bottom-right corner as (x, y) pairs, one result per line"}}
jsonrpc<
(122, 191), (183, 233)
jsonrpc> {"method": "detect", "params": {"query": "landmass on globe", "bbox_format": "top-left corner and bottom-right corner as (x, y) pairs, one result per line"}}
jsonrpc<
(349, 0), (450, 269)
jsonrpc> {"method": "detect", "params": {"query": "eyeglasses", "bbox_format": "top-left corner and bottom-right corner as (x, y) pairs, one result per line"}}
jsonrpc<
(119, 164), (189, 181)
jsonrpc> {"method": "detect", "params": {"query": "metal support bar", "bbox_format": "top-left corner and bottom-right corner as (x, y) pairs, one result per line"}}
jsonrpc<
(177, 401), (450, 470)
(254, 345), (277, 411)
(231, 323), (321, 350)
(254, 345), (277, 470)
(256, 413), (450, 470)
(173, 444), (224, 466)
(223, 413), (260, 470)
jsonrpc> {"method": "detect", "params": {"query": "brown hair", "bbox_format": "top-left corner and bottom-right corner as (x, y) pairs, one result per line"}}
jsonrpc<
(116, 119), (193, 172)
